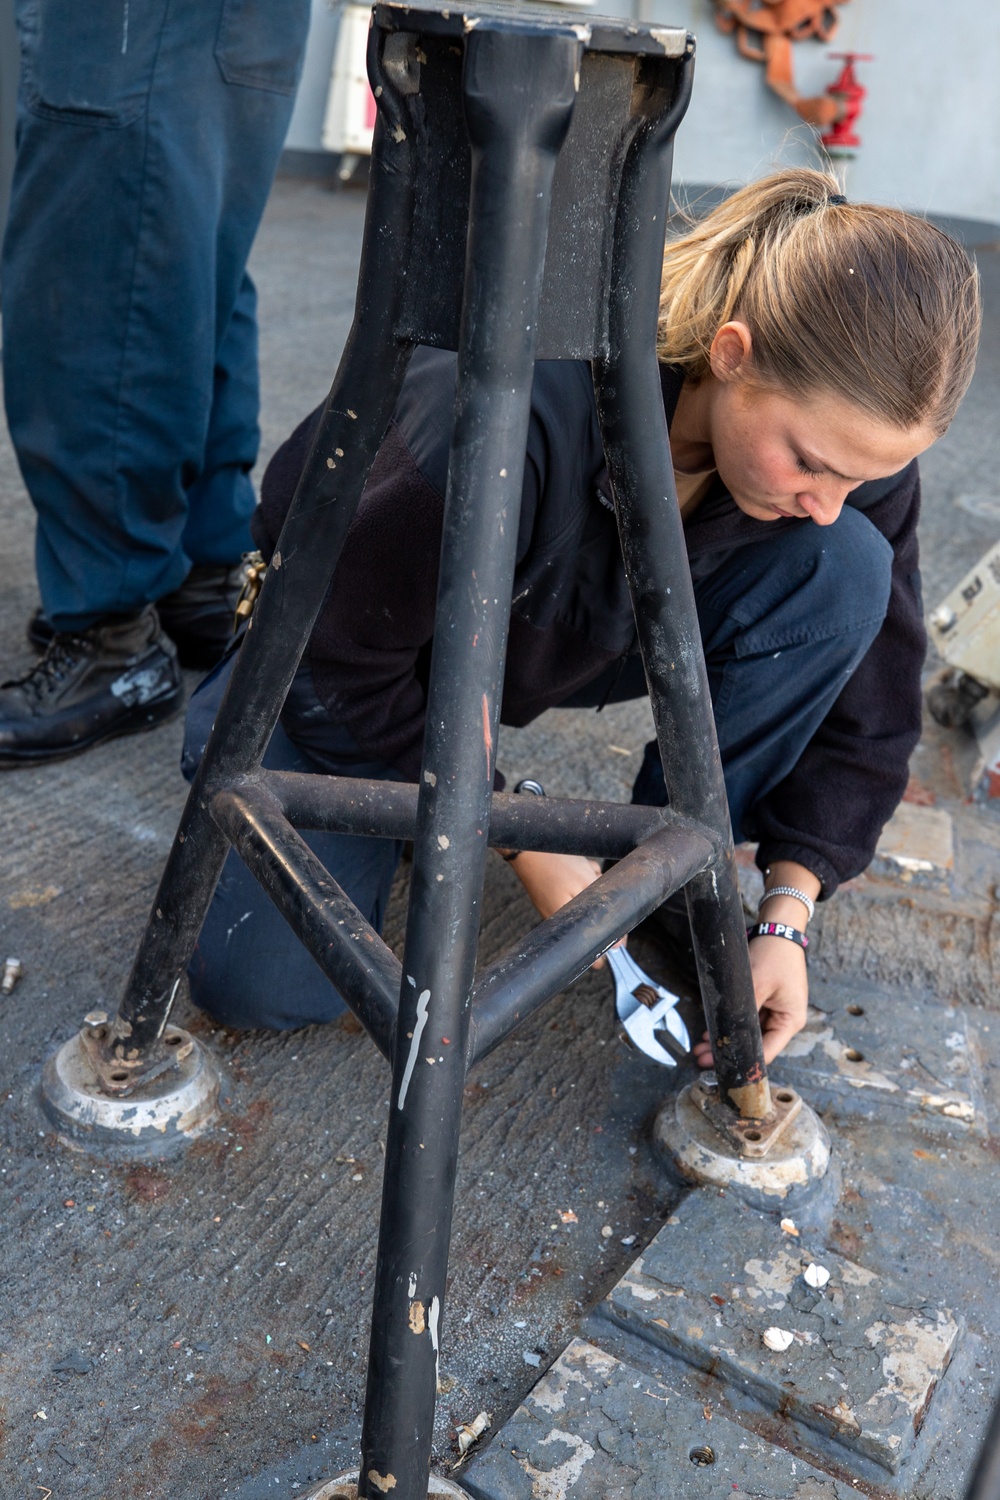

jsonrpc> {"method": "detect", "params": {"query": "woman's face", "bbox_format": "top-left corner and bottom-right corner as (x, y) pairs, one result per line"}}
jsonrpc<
(705, 324), (938, 527)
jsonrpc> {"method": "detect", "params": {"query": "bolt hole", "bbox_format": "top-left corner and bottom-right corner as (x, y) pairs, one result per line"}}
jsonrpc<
(743, 1129), (763, 1142)
(164, 1034), (183, 1047)
(90, 1025), (107, 1041)
(109, 1070), (129, 1083)
(776, 1091), (795, 1104)
(689, 1445), (716, 1467)
(846, 1004), (865, 1016)
(844, 1048), (864, 1062)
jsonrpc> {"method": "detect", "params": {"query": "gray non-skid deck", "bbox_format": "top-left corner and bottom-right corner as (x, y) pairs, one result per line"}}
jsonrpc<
(0, 179), (998, 1498)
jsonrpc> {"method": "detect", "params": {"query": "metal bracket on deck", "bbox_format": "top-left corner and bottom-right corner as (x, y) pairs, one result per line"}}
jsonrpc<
(692, 1073), (804, 1158)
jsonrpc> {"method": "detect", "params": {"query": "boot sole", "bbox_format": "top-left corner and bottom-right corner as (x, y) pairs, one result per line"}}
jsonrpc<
(0, 690), (182, 766)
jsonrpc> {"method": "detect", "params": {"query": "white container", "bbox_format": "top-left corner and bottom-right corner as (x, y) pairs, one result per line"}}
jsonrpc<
(321, 2), (377, 178)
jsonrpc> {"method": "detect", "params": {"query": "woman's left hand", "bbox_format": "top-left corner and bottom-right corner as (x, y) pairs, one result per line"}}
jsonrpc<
(691, 934), (809, 1067)
(505, 850), (624, 967)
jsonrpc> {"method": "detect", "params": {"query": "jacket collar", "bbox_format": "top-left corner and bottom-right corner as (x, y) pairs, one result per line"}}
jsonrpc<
(659, 362), (685, 429)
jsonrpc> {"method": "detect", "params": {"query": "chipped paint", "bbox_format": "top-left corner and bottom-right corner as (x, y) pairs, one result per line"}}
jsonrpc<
(408, 1300), (426, 1335)
(812, 1397), (861, 1435)
(782, 1020), (835, 1058)
(397, 989), (430, 1110)
(648, 24), (687, 51)
(520, 1429), (595, 1499)
(876, 1312), (959, 1413)
(727, 1078), (772, 1118)
(408, 1272), (417, 1297)
(820, 1038), (899, 1092)
(367, 1471), (397, 1494)
(839, 1259), (878, 1288)
(428, 1295), (441, 1387)
(482, 693), (492, 764)
(627, 1282), (661, 1303)
(743, 1250), (801, 1307)
(528, 1344), (616, 1415)
(914, 1092), (975, 1122)
(437, 834), (450, 850)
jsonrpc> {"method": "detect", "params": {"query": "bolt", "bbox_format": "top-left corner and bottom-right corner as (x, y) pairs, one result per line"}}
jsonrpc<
(83, 1010), (109, 1029)
(930, 605), (957, 632)
(689, 1445), (716, 1466)
(700, 1070), (718, 1092)
(1, 958), (23, 995)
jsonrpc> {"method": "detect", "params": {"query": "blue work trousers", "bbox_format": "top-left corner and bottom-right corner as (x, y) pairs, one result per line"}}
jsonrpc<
(1, 0), (310, 630)
(183, 505), (892, 1030)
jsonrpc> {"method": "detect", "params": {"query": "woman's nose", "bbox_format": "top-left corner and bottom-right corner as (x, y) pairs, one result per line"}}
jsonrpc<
(796, 486), (849, 526)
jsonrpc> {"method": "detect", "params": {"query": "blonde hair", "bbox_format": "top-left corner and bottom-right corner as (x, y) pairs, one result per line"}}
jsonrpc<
(657, 167), (981, 435)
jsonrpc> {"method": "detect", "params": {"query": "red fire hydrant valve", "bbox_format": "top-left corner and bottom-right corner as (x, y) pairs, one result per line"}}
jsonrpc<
(821, 52), (873, 151)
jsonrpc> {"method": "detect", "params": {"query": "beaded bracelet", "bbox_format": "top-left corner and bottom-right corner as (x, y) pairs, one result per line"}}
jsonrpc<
(747, 921), (809, 951)
(759, 884), (815, 923)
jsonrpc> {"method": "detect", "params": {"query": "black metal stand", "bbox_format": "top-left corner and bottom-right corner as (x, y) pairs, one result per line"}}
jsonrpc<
(62, 7), (775, 1494)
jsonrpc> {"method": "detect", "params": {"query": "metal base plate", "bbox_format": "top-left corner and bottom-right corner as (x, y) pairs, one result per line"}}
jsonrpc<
(40, 1027), (221, 1156)
(300, 1474), (469, 1499)
(691, 1075), (804, 1156)
(656, 1079), (831, 1208)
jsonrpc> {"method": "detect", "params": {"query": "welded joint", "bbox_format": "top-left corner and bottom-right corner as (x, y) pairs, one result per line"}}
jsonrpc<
(692, 1073), (802, 1158)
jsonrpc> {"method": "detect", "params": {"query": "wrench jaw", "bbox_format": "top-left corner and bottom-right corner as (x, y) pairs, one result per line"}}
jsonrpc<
(608, 947), (692, 1068)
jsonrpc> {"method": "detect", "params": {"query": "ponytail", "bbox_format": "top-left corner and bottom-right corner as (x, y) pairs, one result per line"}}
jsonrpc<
(657, 168), (981, 434)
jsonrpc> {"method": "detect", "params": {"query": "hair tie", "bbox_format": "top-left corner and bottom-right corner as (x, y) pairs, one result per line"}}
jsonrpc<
(828, 194), (848, 205)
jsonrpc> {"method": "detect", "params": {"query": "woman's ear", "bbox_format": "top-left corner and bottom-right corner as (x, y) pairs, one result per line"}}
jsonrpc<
(709, 321), (753, 383)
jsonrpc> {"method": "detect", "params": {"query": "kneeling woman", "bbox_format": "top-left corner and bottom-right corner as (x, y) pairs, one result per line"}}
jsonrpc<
(183, 168), (980, 1064)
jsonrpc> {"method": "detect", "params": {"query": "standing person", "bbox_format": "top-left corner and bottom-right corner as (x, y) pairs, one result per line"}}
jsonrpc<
(0, 0), (311, 763)
(181, 168), (980, 1065)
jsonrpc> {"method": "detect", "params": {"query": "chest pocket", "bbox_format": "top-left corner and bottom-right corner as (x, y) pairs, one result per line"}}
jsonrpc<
(24, 0), (170, 127)
(215, 0), (311, 95)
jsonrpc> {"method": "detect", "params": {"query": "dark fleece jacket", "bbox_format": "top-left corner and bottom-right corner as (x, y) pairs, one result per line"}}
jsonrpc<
(253, 347), (926, 898)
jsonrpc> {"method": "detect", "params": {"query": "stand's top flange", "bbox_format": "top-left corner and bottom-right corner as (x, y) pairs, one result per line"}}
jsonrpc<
(373, 1), (692, 58)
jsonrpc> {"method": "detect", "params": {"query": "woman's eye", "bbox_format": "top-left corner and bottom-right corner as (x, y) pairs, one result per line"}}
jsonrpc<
(795, 456), (822, 478)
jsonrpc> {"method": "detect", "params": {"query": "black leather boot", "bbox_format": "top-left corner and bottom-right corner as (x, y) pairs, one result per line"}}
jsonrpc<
(0, 606), (182, 764)
(27, 560), (249, 671)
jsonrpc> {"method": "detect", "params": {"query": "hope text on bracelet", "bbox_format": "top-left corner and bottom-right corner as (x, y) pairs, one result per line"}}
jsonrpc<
(759, 884), (815, 923)
(747, 921), (808, 951)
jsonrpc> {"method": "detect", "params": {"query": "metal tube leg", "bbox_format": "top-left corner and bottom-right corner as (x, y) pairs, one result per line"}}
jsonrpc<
(593, 54), (771, 1121)
(95, 31), (420, 1082)
(358, 29), (582, 1500)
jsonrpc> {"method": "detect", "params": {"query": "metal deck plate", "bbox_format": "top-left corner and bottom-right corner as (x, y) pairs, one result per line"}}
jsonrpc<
(598, 1192), (960, 1475)
(462, 1337), (865, 1499)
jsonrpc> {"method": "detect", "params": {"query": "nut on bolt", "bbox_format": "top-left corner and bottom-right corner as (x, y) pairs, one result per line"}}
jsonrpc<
(1, 958), (23, 995)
